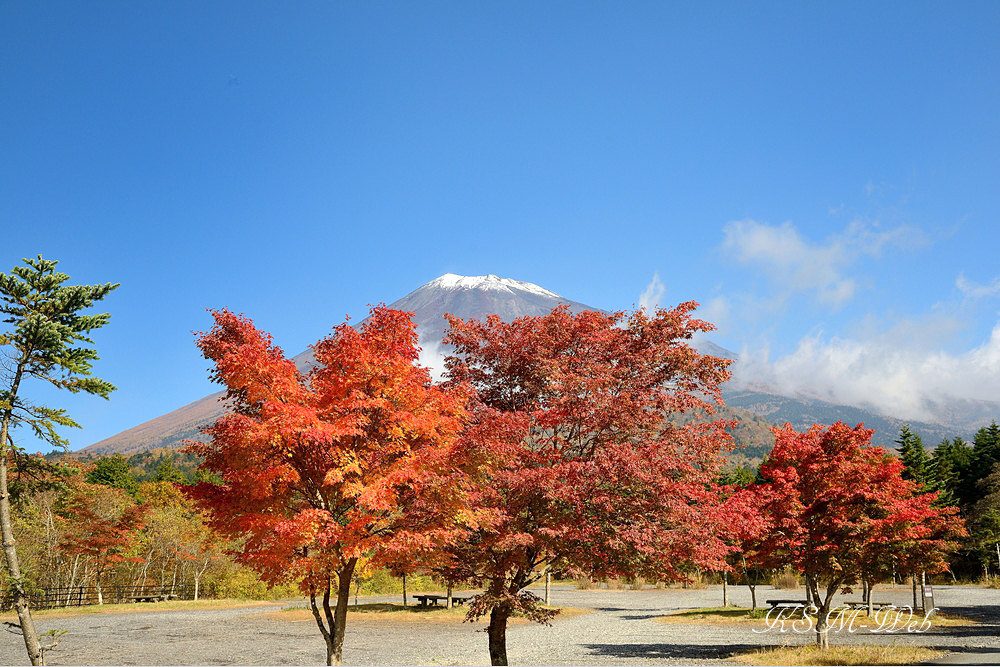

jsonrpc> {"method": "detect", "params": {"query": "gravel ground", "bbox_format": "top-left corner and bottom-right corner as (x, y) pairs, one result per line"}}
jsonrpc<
(0, 584), (996, 666)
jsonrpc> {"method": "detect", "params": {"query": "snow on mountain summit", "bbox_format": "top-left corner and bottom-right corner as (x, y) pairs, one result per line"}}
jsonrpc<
(428, 273), (562, 299)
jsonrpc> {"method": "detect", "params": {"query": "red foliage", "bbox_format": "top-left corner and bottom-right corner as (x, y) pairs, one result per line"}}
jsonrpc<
(440, 304), (739, 665)
(185, 307), (470, 665)
(756, 421), (964, 647)
(59, 488), (147, 601)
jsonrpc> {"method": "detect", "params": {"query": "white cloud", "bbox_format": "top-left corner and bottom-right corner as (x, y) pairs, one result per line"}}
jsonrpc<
(956, 273), (1000, 300)
(417, 339), (449, 382)
(730, 316), (1000, 424)
(692, 295), (730, 340)
(720, 218), (924, 308)
(639, 271), (665, 313)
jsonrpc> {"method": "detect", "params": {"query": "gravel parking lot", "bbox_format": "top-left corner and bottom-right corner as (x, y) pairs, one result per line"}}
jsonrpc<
(1, 584), (996, 666)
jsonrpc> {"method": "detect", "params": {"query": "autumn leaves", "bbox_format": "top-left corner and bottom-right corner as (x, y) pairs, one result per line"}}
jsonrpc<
(186, 304), (957, 665)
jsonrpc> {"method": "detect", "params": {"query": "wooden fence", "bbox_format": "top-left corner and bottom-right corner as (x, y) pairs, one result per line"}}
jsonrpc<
(2, 584), (191, 611)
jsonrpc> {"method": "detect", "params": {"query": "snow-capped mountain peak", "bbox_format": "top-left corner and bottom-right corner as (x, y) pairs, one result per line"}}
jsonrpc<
(428, 273), (562, 299)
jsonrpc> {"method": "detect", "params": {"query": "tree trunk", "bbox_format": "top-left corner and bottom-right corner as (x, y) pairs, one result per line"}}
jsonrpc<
(329, 562), (354, 665)
(0, 364), (43, 665)
(66, 554), (80, 607)
(867, 582), (874, 617)
(722, 571), (728, 606)
(309, 559), (357, 666)
(912, 573), (918, 610)
(815, 609), (830, 649)
(194, 558), (209, 601)
(544, 569), (551, 606)
(811, 577), (834, 650)
(487, 604), (511, 666)
(446, 583), (453, 609)
(0, 445), (43, 664)
(402, 573), (407, 607)
(748, 583), (757, 611)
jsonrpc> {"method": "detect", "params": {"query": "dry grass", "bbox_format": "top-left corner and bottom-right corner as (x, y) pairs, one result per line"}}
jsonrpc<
(657, 606), (767, 626)
(772, 567), (801, 589)
(735, 644), (944, 665)
(0, 598), (282, 621)
(628, 577), (646, 590)
(657, 606), (974, 629)
(258, 602), (590, 624)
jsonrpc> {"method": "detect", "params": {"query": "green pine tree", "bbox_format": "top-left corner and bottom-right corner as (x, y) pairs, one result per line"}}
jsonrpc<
(0, 256), (118, 665)
(897, 424), (930, 489)
(152, 456), (187, 484)
(973, 422), (1000, 477)
(86, 453), (140, 497)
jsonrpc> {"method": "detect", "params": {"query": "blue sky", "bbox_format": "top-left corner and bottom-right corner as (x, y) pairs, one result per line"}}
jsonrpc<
(3, 2), (999, 452)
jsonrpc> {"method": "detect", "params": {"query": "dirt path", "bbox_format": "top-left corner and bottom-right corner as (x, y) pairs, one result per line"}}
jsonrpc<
(0, 584), (994, 665)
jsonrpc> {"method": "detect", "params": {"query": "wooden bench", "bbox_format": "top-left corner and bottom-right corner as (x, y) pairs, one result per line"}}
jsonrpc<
(132, 593), (178, 603)
(843, 600), (894, 611)
(765, 599), (810, 609)
(413, 594), (471, 608)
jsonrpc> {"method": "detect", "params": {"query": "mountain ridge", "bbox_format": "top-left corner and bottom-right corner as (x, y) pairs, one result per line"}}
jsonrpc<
(78, 273), (996, 457)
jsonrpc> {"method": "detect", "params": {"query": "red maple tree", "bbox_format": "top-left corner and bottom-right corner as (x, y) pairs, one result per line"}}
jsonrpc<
(440, 303), (739, 665)
(59, 487), (146, 605)
(186, 307), (470, 666)
(756, 422), (964, 648)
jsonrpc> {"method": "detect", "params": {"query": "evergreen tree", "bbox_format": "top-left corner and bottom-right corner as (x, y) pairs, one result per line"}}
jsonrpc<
(973, 422), (1000, 477)
(935, 437), (976, 508)
(152, 456), (187, 484)
(925, 440), (960, 507)
(0, 256), (118, 665)
(968, 463), (1000, 576)
(897, 424), (930, 489)
(86, 453), (140, 497)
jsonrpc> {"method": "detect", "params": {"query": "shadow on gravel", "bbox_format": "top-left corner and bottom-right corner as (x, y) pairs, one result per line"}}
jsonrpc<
(919, 646), (1000, 665)
(582, 642), (761, 661)
(594, 607), (670, 621)
(939, 605), (1000, 625)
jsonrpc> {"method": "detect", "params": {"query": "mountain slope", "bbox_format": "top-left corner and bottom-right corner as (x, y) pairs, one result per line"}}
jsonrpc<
(79, 273), (993, 458)
(79, 274), (605, 456)
(721, 388), (969, 447)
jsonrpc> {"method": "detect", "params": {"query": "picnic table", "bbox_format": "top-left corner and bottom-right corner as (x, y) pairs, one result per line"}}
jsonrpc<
(413, 594), (470, 608)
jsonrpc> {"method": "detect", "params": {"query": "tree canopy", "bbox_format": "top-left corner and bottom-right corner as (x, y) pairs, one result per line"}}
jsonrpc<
(439, 303), (743, 665)
(186, 307), (471, 666)
(0, 256), (118, 665)
(756, 422), (963, 648)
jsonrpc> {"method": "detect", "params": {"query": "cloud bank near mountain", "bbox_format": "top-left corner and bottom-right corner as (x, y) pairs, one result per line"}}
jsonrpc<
(728, 319), (1000, 426)
(704, 219), (1000, 426)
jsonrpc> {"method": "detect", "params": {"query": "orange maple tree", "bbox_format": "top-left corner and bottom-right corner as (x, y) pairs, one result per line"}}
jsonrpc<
(186, 307), (470, 666)
(440, 304), (741, 666)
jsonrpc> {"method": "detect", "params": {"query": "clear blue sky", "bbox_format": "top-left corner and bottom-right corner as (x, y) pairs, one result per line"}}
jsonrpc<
(3, 2), (999, 452)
